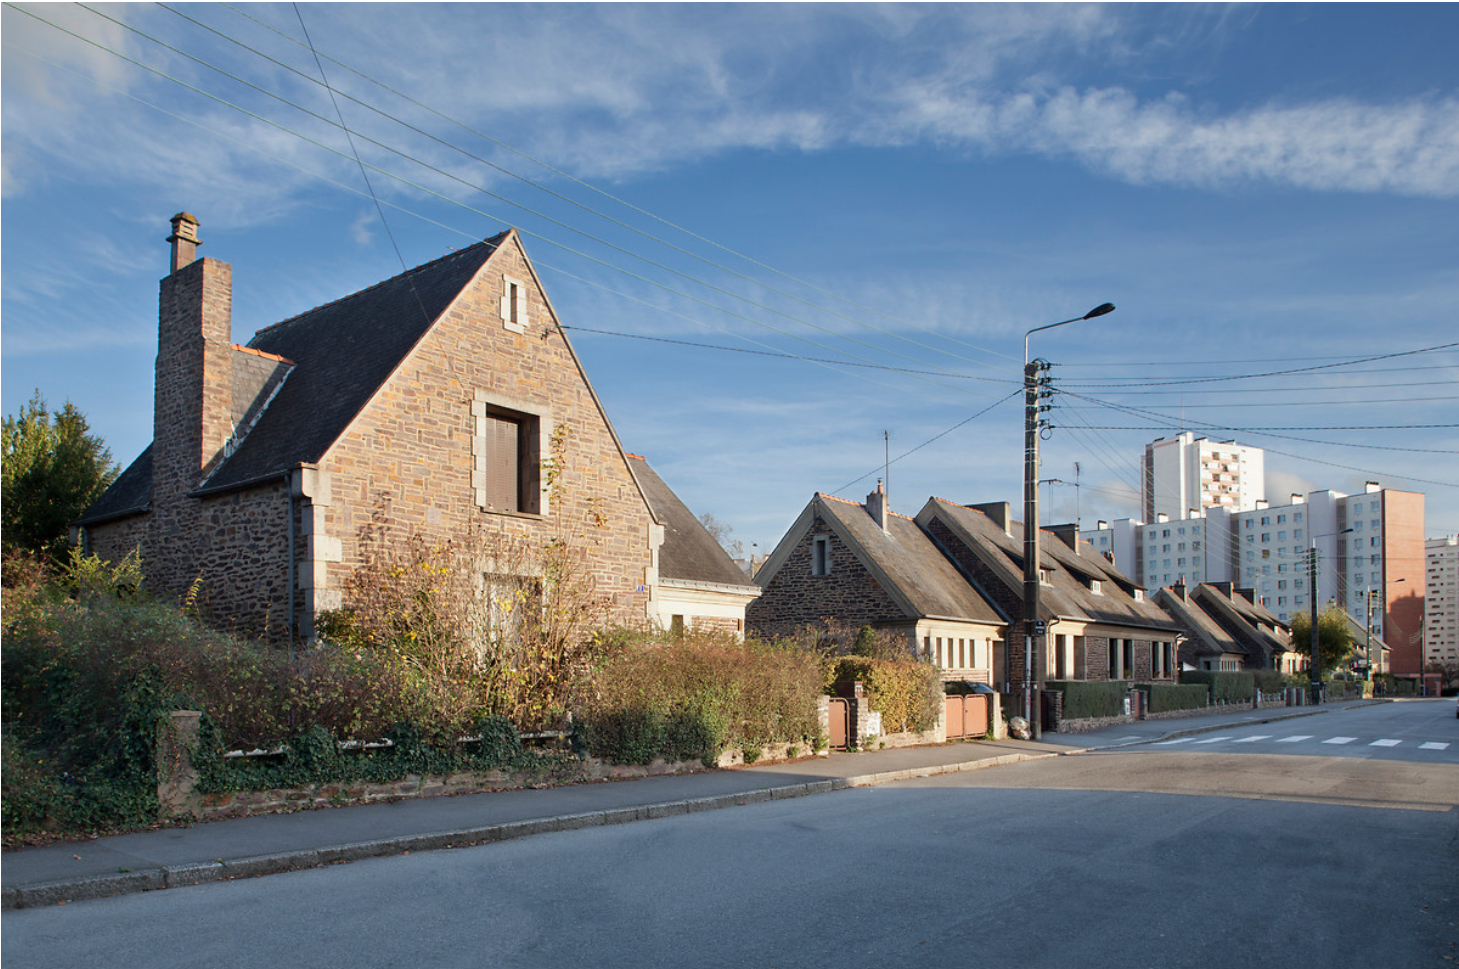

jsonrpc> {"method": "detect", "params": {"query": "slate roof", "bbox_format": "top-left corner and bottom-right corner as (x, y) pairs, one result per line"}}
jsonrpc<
(1153, 586), (1251, 666)
(918, 498), (1180, 634)
(79, 233), (508, 524)
(808, 495), (1005, 625)
(626, 455), (756, 590)
(1191, 583), (1292, 665)
(206, 235), (506, 491)
(76, 445), (153, 525)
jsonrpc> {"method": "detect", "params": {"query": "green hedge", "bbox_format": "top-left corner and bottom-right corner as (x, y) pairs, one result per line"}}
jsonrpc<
(1139, 683), (1210, 713)
(1046, 680), (1129, 719)
(1253, 670), (1286, 695)
(1179, 670), (1255, 703)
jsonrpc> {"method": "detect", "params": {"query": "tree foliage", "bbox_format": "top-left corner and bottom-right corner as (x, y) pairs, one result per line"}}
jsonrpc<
(698, 512), (744, 558)
(2, 391), (118, 561)
(1289, 604), (1358, 676)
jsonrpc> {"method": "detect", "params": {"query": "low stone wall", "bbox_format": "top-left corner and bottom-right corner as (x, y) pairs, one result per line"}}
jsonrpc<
(163, 709), (832, 823)
(1055, 695), (1297, 733)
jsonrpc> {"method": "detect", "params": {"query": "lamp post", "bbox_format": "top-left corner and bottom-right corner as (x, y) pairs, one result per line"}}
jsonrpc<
(1022, 303), (1115, 732)
(1308, 527), (1353, 703)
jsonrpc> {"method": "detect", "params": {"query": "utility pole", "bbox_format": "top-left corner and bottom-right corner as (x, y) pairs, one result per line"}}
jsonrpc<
(1021, 304), (1114, 736)
(1309, 546), (1321, 703)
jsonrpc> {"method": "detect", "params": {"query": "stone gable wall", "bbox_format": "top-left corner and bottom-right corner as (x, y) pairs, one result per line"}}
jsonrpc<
(746, 515), (905, 640)
(311, 235), (655, 631)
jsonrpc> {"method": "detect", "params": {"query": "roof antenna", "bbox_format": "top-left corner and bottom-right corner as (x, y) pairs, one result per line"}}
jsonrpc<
(884, 430), (890, 500)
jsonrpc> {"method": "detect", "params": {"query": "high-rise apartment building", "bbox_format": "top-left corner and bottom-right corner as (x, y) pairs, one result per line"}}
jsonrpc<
(1086, 482), (1425, 679)
(1143, 433), (1265, 522)
(1427, 536), (1459, 670)
(1231, 484), (1424, 676)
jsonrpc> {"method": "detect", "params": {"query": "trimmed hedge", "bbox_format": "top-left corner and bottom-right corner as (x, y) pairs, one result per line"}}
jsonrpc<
(1253, 669), (1286, 695)
(1046, 680), (1129, 719)
(1180, 670), (1255, 703)
(1140, 683), (1210, 714)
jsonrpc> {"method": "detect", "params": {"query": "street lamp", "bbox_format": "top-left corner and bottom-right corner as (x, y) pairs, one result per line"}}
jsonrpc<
(1308, 527), (1353, 703)
(1022, 303), (1115, 732)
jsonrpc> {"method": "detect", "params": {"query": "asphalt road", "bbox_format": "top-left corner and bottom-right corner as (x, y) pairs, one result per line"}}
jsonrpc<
(5, 701), (1455, 969)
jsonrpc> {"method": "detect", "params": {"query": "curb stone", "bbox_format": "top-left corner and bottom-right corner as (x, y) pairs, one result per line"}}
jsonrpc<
(0, 750), (1058, 910)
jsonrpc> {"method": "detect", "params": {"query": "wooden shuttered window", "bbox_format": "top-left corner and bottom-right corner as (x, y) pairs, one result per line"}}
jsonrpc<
(482, 412), (523, 512)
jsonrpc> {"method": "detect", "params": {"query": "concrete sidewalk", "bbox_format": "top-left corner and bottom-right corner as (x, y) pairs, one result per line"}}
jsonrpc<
(1, 700), (1368, 910)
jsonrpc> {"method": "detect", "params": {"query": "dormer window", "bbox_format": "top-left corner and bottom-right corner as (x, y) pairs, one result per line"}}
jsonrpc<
(1134, 589), (1145, 601)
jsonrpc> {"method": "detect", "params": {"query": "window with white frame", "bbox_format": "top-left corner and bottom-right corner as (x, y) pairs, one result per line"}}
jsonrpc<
(812, 535), (832, 576)
(500, 275), (530, 334)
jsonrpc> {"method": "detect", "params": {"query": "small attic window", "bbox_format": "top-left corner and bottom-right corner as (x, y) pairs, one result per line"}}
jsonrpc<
(812, 535), (832, 577)
(1090, 579), (1104, 595)
(1039, 568), (1051, 586)
(501, 275), (529, 334)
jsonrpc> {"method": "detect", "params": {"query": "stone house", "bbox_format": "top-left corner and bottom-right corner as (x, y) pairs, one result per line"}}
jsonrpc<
(750, 489), (1184, 690)
(914, 499), (1183, 688)
(748, 485), (1008, 683)
(77, 214), (734, 641)
(1155, 581), (1296, 673)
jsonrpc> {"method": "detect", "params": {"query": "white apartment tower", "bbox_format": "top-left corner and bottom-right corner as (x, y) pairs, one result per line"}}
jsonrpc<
(1144, 433), (1265, 522)
(1427, 536), (1459, 670)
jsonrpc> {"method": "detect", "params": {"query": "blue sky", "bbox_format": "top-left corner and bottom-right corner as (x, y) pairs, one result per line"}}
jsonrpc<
(4, 3), (1457, 559)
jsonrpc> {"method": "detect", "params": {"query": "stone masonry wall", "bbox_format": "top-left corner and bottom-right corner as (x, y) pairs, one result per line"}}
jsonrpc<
(746, 515), (905, 640)
(312, 234), (655, 631)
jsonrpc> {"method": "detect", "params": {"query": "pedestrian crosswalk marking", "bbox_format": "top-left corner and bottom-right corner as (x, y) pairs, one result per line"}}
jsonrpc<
(1232, 735), (1270, 743)
(1323, 737), (1357, 745)
(1419, 742), (1450, 750)
(1276, 735), (1312, 743)
(1369, 739), (1401, 747)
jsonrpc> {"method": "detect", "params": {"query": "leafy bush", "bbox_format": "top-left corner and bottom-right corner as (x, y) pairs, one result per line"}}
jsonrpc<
(1046, 680), (1129, 719)
(578, 630), (824, 765)
(826, 656), (942, 735)
(193, 715), (538, 794)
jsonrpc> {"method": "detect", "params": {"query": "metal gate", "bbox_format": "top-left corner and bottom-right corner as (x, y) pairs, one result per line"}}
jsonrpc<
(828, 698), (850, 750)
(944, 694), (989, 739)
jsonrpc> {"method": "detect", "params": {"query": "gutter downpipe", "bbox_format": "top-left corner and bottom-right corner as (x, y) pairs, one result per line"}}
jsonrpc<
(287, 469), (296, 657)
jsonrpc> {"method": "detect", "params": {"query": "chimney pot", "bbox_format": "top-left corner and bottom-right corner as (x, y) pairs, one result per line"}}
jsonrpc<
(168, 212), (201, 273)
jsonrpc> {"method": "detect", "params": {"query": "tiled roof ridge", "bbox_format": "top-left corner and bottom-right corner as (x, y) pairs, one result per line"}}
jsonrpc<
(817, 493), (861, 507)
(251, 233), (507, 338)
(232, 344), (293, 365)
(625, 452), (647, 461)
(890, 510), (916, 521)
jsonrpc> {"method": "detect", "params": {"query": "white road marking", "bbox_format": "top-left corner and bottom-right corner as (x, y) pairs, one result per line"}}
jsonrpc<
(1323, 737), (1357, 745)
(1153, 738), (1195, 745)
(1194, 736), (1232, 744)
(1369, 739), (1401, 747)
(1276, 735), (1313, 743)
(1419, 742), (1450, 750)
(1231, 735), (1271, 743)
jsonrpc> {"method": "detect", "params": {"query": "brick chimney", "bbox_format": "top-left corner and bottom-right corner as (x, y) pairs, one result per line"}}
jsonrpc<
(154, 213), (234, 506)
(866, 480), (889, 532)
(1049, 523), (1080, 552)
(969, 501), (1011, 538)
